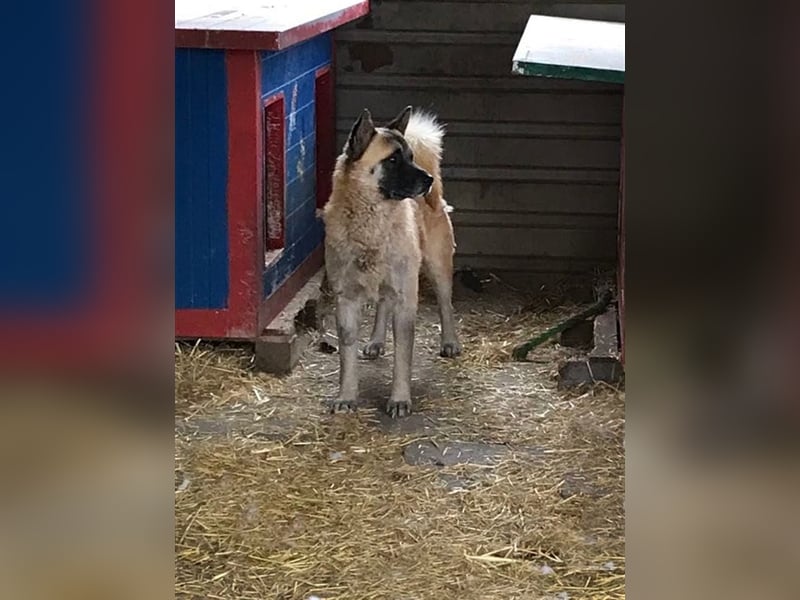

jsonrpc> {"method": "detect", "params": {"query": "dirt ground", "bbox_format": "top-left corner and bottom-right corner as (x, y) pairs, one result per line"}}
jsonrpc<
(175, 281), (625, 600)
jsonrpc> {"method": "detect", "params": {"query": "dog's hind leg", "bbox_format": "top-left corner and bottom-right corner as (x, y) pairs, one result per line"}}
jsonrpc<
(429, 263), (461, 358)
(423, 219), (462, 358)
(363, 296), (391, 359)
(329, 296), (362, 412)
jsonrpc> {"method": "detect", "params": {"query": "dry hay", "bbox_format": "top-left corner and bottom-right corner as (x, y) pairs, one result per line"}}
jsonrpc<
(444, 303), (577, 369)
(423, 275), (589, 370)
(175, 292), (625, 600)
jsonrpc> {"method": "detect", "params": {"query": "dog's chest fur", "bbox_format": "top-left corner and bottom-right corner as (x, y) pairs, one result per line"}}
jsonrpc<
(324, 194), (421, 301)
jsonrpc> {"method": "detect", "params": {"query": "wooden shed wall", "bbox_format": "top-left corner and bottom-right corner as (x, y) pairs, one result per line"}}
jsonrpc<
(334, 0), (625, 289)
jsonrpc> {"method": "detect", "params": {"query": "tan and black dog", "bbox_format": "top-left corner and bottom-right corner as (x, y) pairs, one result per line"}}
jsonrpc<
(322, 106), (461, 417)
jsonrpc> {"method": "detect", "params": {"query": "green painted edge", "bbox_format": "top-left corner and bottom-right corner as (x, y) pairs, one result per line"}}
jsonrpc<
(512, 60), (624, 84)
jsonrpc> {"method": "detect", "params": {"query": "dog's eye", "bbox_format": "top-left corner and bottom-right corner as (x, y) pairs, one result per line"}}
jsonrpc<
(388, 155), (397, 164)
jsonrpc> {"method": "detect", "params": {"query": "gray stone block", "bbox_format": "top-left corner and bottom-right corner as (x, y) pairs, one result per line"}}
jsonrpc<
(557, 356), (623, 388)
(589, 303), (620, 358)
(254, 331), (311, 375)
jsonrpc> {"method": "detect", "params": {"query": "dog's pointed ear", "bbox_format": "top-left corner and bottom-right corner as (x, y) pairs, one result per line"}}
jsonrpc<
(386, 105), (413, 135)
(345, 108), (375, 161)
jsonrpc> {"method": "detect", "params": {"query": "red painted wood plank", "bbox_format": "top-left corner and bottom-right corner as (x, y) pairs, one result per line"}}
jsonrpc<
(175, 1), (369, 50)
(177, 29), (280, 51)
(176, 308), (240, 339)
(274, 4), (368, 50)
(221, 49), (262, 338)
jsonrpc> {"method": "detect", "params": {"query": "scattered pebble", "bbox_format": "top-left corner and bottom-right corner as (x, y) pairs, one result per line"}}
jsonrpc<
(540, 564), (555, 576)
(176, 474), (190, 493)
(328, 451), (345, 462)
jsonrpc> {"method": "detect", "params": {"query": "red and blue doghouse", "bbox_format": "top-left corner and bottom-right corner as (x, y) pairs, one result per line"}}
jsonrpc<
(175, 2), (369, 370)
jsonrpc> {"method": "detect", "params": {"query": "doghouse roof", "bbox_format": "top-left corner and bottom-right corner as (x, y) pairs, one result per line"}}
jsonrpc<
(512, 15), (625, 84)
(176, 0), (369, 50)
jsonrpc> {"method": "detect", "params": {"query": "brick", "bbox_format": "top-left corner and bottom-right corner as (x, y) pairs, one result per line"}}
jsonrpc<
(254, 330), (312, 375)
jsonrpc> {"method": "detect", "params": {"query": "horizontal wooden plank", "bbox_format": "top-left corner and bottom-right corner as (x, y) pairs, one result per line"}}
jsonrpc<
(337, 40), (518, 77)
(337, 30), (519, 45)
(336, 118), (621, 139)
(336, 88), (623, 124)
(335, 131), (620, 169)
(451, 210), (617, 230)
(444, 136), (619, 169)
(336, 73), (624, 93)
(445, 181), (619, 214)
(533, 3), (624, 22)
(455, 226), (617, 259)
(443, 166), (619, 185)
(452, 256), (614, 291)
(453, 254), (613, 275)
(337, 2), (623, 35)
(344, 2), (534, 33)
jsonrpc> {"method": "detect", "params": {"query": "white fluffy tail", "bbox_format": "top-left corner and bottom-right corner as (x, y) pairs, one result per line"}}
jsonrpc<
(403, 110), (445, 163)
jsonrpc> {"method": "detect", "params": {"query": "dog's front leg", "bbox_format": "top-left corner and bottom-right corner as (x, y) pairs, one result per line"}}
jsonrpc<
(330, 295), (362, 412)
(387, 296), (416, 418)
(363, 296), (391, 359)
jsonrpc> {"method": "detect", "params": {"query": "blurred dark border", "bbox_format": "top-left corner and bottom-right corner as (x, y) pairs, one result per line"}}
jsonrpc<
(0, 2), (176, 598)
(628, 1), (800, 599)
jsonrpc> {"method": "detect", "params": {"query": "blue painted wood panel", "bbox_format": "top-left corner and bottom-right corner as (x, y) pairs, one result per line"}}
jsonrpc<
(0, 0), (87, 311)
(175, 49), (230, 310)
(259, 34), (332, 299)
(261, 34), (332, 96)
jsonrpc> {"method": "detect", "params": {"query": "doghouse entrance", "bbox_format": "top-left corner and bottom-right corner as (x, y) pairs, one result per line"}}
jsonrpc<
(263, 93), (285, 264)
(314, 66), (334, 210)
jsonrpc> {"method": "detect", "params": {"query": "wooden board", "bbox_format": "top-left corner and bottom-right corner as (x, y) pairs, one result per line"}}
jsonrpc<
(512, 15), (624, 83)
(176, 0), (369, 50)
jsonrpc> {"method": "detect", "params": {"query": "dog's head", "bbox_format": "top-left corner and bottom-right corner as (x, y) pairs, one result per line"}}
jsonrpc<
(342, 106), (434, 201)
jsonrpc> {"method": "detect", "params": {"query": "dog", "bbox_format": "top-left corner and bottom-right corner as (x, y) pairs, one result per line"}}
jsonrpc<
(322, 106), (461, 417)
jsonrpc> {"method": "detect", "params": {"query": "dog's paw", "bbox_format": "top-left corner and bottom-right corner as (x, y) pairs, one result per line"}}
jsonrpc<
(439, 341), (462, 358)
(362, 341), (385, 359)
(386, 398), (412, 419)
(328, 397), (357, 414)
